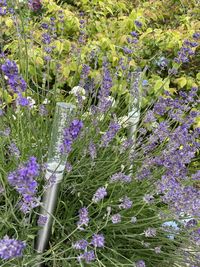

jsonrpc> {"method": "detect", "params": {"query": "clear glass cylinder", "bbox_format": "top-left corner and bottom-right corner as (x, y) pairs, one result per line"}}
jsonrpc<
(128, 71), (142, 138)
(46, 102), (76, 182)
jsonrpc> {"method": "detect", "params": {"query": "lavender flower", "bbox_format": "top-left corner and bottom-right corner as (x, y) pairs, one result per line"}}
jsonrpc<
(143, 194), (154, 204)
(0, 0), (7, 16)
(144, 110), (156, 123)
(1, 59), (28, 105)
(80, 64), (90, 82)
(130, 31), (138, 37)
(0, 8), (6, 16)
(77, 207), (89, 228)
(0, 127), (10, 137)
(135, 260), (146, 267)
(174, 38), (198, 64)
(37, 215), (48, 226)
(1, 59), (18, 77)
(39, 104), (48, 116)
(101, 122), (120, 147)
(191, 228), (200, 245)
(79, 250), (95, 263)
(168, 67), (178, 75)
(68, 119), (83, 139)
(193, 32), (200, 40)
(42, 33), (51, 45)
(88, 141), (97, 160)
(41, 22), (49, 29)
(119, 138), (133, 154)
(154, 246), (161, 254)
(156, 56), (168, 69)
(98, 61), (113, 112)
(28, 0), (42, 12)
(123, 47), (133, 54)
(186, 219), (198, 228)
(8, 157), (40, 213)
(0, 236), (26, 260)
(73, 239), (88, 250)
(65, 162), (72, 173)
(144, 228), (157, 237)
(91, 234), (105, 248)
(8, 143), (20, 158)
(192, 171), (200, 181)
(134, 20), (142, 28)
(62, 119), (83, 154)
(17, 95), (29, 107)
(119, 196), (133, 209)
(111, 213), (121, 224)
(0, 1), (7, 7)
(92, 187), (107, 203)
(110, 172), (132, 183)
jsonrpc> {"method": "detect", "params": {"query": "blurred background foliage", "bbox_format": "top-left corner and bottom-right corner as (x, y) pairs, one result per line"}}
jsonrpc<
(0, 0), (199, 109)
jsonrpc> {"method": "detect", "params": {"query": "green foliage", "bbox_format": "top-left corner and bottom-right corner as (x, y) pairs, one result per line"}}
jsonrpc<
(1, 0), (199, 104)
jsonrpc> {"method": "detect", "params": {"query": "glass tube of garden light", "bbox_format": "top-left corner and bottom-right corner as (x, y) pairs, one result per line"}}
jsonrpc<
(35, 102), (76, 266)
(128, 71), (142, 143)
(128, 71), (142, 174)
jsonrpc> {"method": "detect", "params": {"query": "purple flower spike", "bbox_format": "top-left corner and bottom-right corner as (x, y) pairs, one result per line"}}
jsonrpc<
(8, 143), (20, 158)
(28, 0), (42, 12)
(79, 250), (96, 263)
(73, 239), (88, 250)
(1, 59), (27, 105)
(101, 122), (120, 147)
(111, 213), (121, 224)
(110, 172), (132, 183)
(8, 156), (40, 213)
(144, 227), (157, 237)
(119, 196), (133, 209)
(134, 20), (142, 28)
(37, 215), (48, 226)
(62, 119), (83, 154)
(0, 236), (26, 260)
(136, 260), (146, 267)
(77, 207), (89, 229)
(91, 234), (105, 248)
(92, 187), (107, 203)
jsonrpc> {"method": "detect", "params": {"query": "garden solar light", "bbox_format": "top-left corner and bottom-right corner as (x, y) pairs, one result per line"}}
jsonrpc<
(34, 102), (76, 266)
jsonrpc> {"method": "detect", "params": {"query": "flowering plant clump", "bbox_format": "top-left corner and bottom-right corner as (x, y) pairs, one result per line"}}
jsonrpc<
(8, 156), (40, 213)
(0, 0), (199, 266)
(1, 58), (29, 106)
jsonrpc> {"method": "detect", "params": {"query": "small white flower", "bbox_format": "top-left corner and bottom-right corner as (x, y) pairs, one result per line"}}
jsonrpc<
(43, 98), (50, 104)
(70, 86), (86, 96)
(27, 97), (36, 108)
(70, 86), (86, 102)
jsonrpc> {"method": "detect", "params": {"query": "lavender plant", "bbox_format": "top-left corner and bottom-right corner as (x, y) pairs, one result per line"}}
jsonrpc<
(0, 1), (199, 267)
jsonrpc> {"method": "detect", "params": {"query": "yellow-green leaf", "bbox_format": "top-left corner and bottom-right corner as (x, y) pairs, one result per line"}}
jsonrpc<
(196, 73), (200, 80)
(62, 67), (70, 78)
(174, 77), (187, 88)
(35, 57), (44, 66)
(5, 18), (13, 28)
(154, 80), (163, 92)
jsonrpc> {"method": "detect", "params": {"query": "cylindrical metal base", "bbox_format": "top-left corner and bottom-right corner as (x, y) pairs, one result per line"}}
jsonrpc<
(34, 182), (60, 266)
